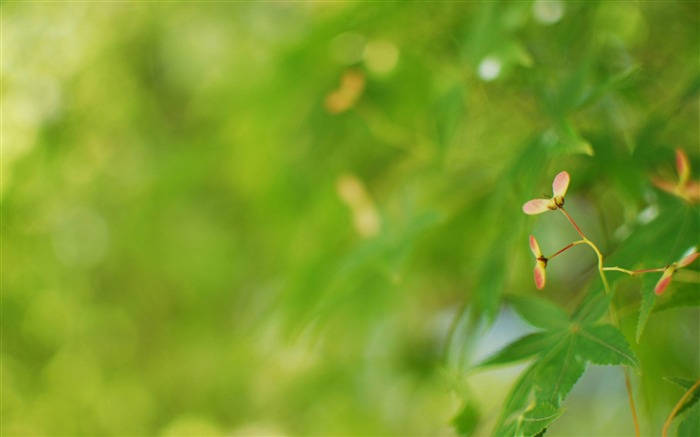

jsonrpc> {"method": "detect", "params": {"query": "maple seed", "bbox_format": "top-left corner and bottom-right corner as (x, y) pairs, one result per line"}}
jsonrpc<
(654, 250), (699, 295)
(522, 171), (570, 215)
(677, 149), (690, 183)
(529, 235), (548, 289)
(652, 148), (700, 203)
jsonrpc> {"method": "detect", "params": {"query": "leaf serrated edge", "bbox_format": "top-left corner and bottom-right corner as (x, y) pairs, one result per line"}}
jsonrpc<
(579, 326), (639, 367)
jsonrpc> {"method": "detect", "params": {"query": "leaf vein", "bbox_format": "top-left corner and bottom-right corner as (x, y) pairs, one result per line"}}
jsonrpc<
(580, 328), (636, 364)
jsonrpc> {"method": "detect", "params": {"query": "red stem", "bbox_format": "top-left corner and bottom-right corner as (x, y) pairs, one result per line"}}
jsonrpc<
(559, 207), (586, 239)
(548, 243), (574, 260)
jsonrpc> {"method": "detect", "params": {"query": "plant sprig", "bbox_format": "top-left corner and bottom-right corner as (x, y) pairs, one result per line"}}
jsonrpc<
(517, 151), (699, 436)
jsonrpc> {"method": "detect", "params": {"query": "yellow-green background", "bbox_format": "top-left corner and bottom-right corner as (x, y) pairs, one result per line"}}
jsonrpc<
(3, 1), (699, 436)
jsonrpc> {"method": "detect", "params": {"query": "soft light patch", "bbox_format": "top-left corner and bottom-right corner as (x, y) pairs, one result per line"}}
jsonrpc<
(477, 57), (502, 81)
(364, 40), (399, 75)
(337, 173), (381, 238)
(533, 0), (565, 25)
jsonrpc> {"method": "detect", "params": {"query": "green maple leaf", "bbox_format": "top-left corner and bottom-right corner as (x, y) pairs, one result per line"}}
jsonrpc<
(477, 331), (564, 368)
(486, 298), (639, 435)
(533, 339), (586, 406)
(576, 324), (639, 367)
(508, 295), (570, 331)
(519, 402), (563, 437)
(636, 273), (659, 343)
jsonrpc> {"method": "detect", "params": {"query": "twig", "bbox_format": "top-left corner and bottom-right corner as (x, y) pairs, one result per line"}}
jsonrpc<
(662, 379), (700, 437)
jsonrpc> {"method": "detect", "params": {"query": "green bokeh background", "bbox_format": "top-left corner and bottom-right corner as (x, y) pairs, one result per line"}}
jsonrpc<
(3, 2), (699, 436)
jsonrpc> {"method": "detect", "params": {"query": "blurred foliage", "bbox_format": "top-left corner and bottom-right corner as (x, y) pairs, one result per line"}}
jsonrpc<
(2, 1), (699, 436)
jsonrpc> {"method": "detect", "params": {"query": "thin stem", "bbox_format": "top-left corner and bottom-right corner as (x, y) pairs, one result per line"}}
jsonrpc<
(602, 267), (637, 276)
(559, 207), (586, 239)
(601, 266), (665, 276)
(602, 266), (669, 281)
(624, 369), (641, 437)
(579, 237), (640, 435)
(579, 238), (612, 294)
(592, 244), (638, 436)
(632, 267), (667, 274)
(662, 379), (700, 437)
(547, 240), (586, 260)
(560, 208), (666, 278)
(558, 206), (640, 436)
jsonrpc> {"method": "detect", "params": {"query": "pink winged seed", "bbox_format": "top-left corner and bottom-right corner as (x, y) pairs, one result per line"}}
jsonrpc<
(522, 199), (552, 215)
(529, 235), (542, 257)
(654, 252), (697, 295)
(534, 264), (546, 289)
(652, 178), (677, 194)
(678, 251), (699, 268)
(654, 269), (674, 295)
(676, 149), (690, 184)
(552, 171), (570, 198)
(686, 181), (700, 202)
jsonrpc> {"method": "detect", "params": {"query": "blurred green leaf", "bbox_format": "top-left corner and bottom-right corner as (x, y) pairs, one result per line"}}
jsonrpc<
(473, 242), (509, 324)
(576, 65), (640, 112)
(520, 402), (563, 437)
(666, 378), (700, 417)
(636, 273), (659, 343)
(551, 118), (594, 157)
(677, 403), (700, 437)
(572, 285), (611, 325)
(435, 83), (467, 153)
(478, 331), (563, 368)
(508, 295), (570, 331)
(451, 400), (481, 437)
(654, 284), (700, 312)
(492, 364), (540, 436)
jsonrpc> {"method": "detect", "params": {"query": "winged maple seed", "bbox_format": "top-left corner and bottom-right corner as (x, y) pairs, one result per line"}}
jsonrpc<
(654, 249), (699, 295)
(529, 235), (548, 289)
(522, 171), (570, 214)
(652, 149), (700, 203)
